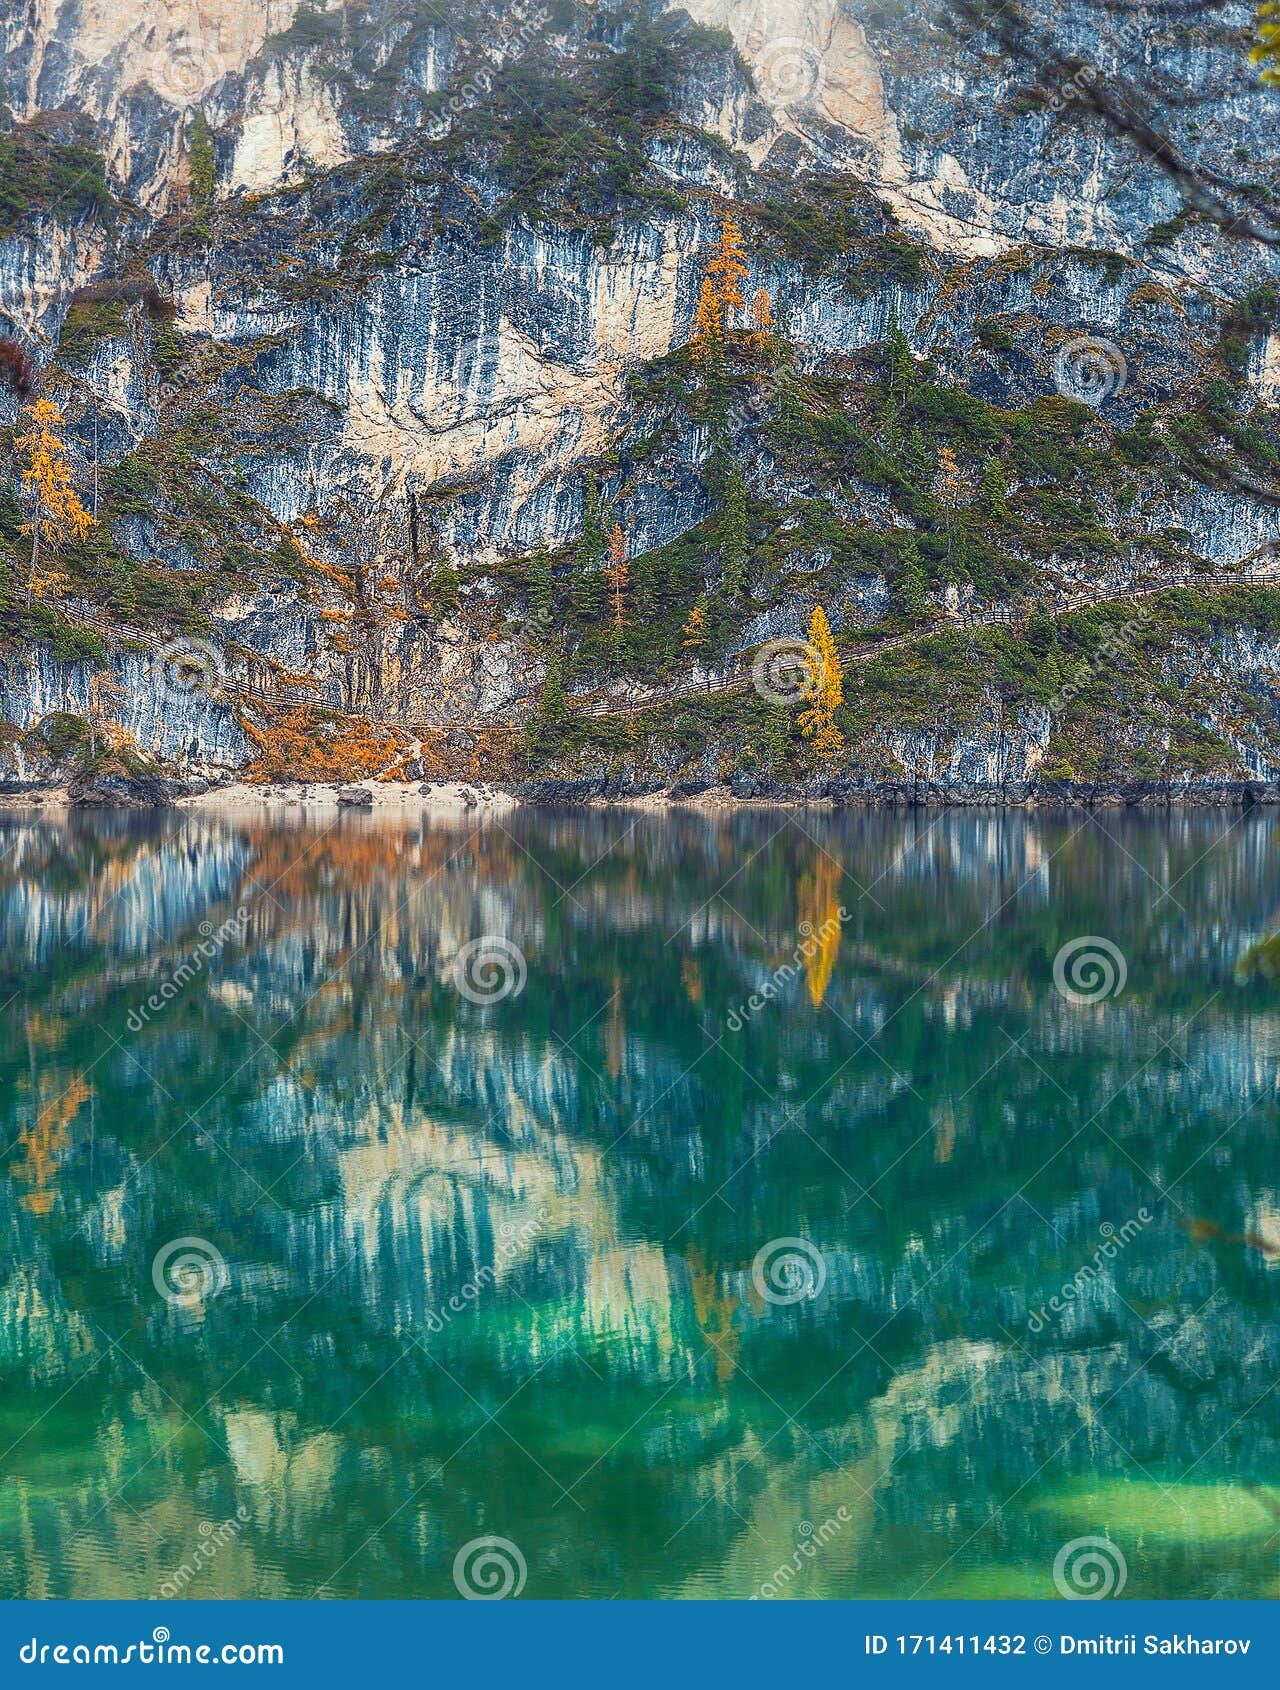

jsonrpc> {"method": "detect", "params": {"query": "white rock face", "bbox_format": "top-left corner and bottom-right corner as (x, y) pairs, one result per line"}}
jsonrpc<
(11, 0), (300, 114)
(672, 0), (899, 161)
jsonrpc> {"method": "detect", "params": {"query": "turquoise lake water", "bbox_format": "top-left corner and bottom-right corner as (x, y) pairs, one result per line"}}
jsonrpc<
(2, 805), (1279, 1599)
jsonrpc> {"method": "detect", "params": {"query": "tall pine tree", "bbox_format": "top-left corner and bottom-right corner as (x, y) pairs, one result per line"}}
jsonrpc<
(719, 456), (749, 597)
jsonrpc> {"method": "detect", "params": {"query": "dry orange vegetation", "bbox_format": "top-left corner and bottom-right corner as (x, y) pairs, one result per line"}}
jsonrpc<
(238, 705), (407, 782)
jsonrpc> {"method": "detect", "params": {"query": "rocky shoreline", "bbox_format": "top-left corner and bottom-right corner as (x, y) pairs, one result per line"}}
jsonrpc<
(5, 773), (1280, 813)
(512, 776), (1280, 808)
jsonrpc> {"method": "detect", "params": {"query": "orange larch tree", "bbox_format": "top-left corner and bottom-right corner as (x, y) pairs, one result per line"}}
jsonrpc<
(797, 605), (845, 759)
(707, 213), (748, 327)
(604, 522), (630, 629)
(749, 285), (775, 348)
(691, 276), (723, 370)
(690, 213), (751, 370)
(681, 601), (707, 651)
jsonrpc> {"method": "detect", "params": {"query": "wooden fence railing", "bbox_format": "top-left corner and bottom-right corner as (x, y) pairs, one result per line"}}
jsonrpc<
(52, 561), (1280, 735)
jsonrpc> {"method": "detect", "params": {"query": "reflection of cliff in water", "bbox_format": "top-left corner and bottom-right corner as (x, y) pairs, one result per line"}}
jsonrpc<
(2, 809), (1280, 1597)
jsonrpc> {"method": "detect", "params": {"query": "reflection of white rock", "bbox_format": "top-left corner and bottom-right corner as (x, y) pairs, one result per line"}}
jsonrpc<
(580, 1244), (677, 1364)
(81, 1180), (132, 1265)
(222, 1407), (343, 1515)
(0, 1266), (95, 1380)
(1247, 1197), (1280, 1267)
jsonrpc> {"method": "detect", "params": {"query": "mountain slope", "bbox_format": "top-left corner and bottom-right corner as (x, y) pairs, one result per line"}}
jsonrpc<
(5, 0), (1280, 794)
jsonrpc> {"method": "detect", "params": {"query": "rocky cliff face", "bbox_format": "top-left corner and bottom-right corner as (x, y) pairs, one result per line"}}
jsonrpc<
(5, 0), (1280, 787)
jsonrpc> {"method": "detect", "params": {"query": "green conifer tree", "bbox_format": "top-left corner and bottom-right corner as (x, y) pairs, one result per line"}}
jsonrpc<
(720, 456), (749, 596)
(580, 473), (606, 567)
(978, 458), (1010, 523)
(899, 535), (927, 619)
(529, 537), (554, 624)
(884, 313), (915, 402)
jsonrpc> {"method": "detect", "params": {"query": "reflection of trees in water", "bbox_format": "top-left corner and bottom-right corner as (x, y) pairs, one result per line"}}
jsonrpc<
(1, 810), (1280, 1596)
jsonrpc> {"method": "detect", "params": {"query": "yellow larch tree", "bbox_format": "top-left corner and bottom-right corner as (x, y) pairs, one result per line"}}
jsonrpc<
(749, 285), (775, 348)
(935, 444), (964, 508)
(707, 212), (748, 326)
(690, 276), (723, 369)
(1255, 5), (1280, 82)
(689, 212), (750, 367)
(13, 399), (94, 605)
(797, 604), (845, 758)
(604, 521), (630, 629)
(935, 444), (965, 562)
(681, 601), (707, 651)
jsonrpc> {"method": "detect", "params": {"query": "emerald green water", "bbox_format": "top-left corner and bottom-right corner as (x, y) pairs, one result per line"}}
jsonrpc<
(2, 805), (1280, 1601)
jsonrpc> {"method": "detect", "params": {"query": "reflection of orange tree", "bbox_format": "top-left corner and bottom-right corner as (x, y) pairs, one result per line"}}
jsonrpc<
(797, 852), (844, 1009)
(238, 823), (426, 897)
(685, 1246), (741, 1384)
(12, 1073), (91, 1216)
